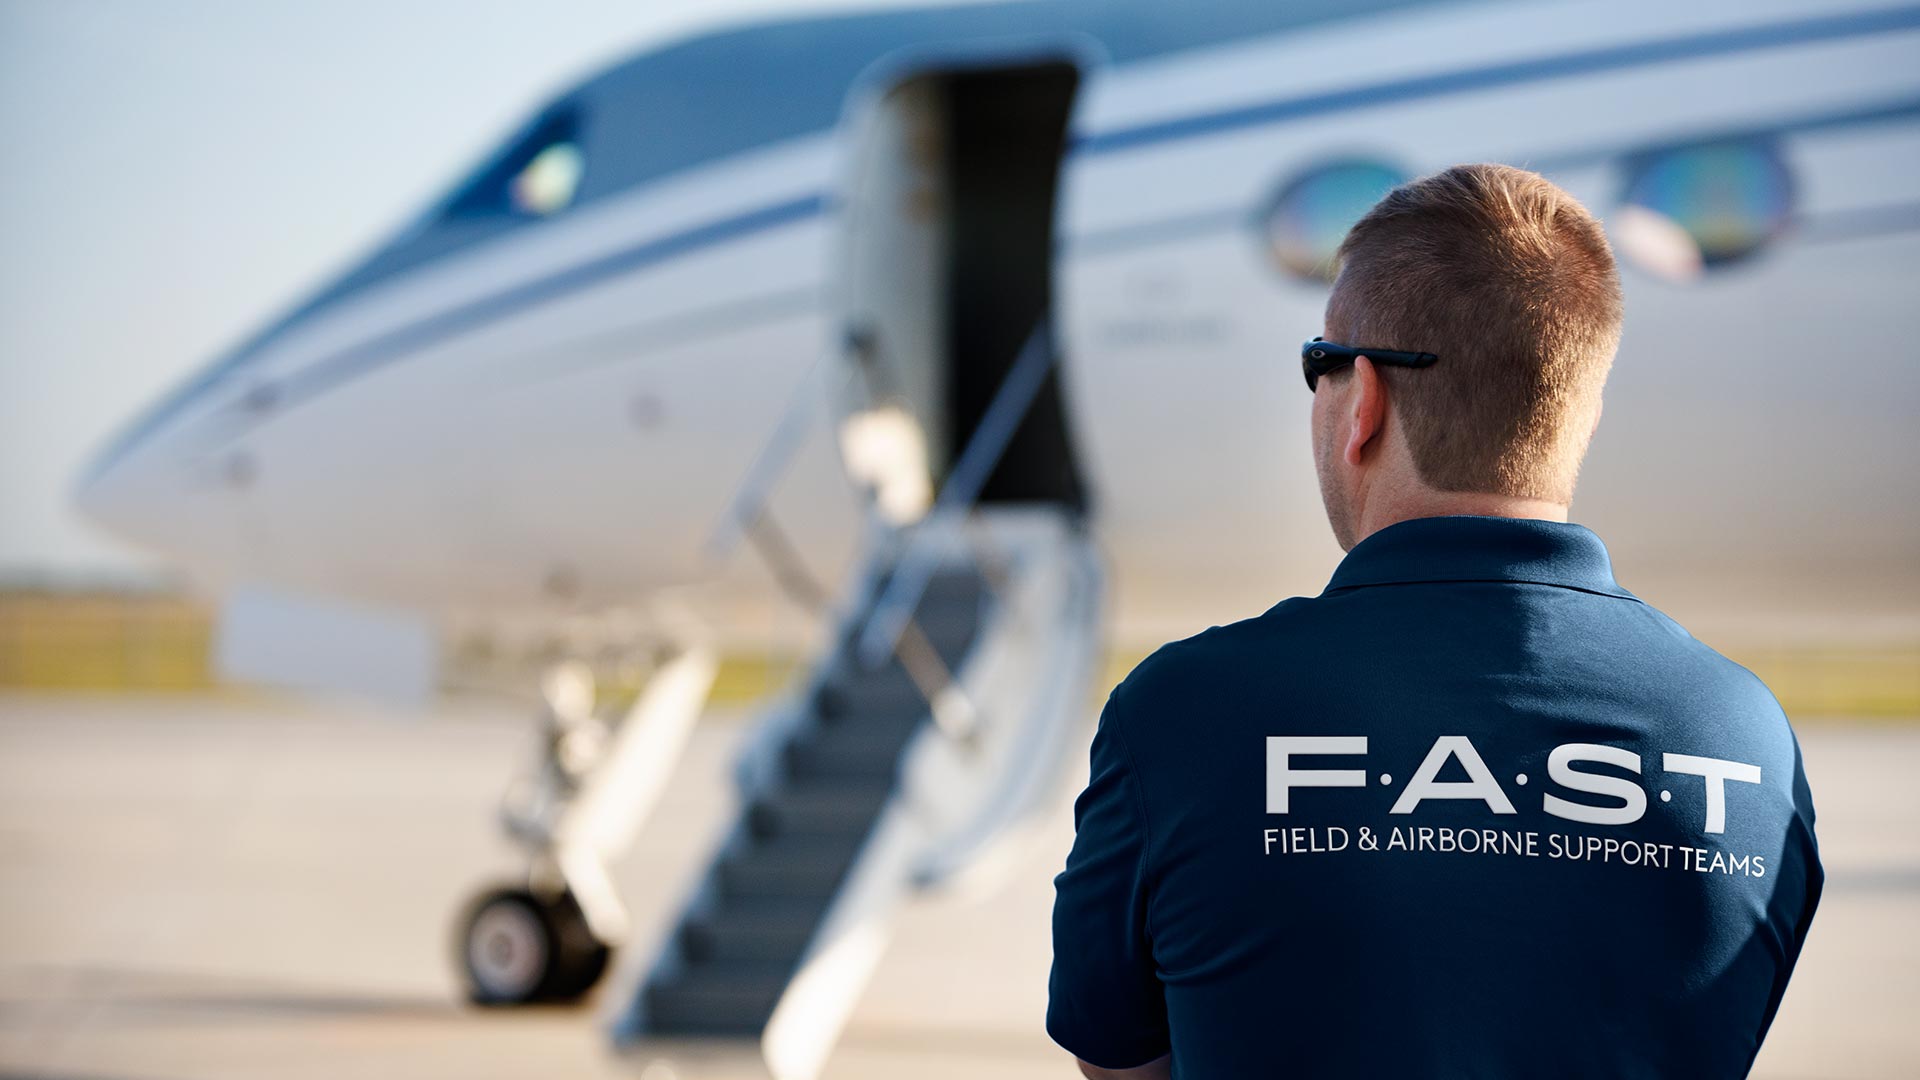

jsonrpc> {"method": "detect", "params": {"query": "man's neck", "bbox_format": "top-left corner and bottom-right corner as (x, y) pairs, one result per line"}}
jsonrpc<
(1352, 489), (1569, 547)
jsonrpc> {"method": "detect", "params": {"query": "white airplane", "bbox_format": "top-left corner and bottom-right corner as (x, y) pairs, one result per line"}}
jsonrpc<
(74, 0), (1920, 1076)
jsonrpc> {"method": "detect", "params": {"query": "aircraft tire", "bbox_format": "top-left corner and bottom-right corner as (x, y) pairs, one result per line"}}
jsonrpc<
(457, 886), (611, 1006)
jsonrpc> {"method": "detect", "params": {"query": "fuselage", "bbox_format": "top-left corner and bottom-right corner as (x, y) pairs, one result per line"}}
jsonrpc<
(76, 0), (1920, 647)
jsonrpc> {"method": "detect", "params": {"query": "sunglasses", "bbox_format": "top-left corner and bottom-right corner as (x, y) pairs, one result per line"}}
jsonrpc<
(1301, 337), (1440, 392)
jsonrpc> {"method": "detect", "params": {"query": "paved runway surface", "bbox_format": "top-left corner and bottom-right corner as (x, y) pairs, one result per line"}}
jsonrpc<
(0, 693), (1914, 1078)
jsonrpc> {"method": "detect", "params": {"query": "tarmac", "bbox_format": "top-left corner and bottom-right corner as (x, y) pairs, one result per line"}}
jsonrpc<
(0, 693), (1914, 1079)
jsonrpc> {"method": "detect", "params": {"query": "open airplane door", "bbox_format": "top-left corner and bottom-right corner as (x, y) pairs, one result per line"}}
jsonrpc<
(601, 53), (1109, 1079)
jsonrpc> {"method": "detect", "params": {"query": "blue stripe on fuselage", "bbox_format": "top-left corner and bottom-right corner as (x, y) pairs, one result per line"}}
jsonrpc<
(270, 195), (827, 414)
(1075, 4), (1920, 154)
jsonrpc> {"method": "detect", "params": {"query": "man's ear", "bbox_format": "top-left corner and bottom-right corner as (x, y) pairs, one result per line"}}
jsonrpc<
(1343, 356), (1388, 468)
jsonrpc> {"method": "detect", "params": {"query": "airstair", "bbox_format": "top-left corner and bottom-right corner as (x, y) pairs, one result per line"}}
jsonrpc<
(612, 507), (1103, 1078)
(610, 323), (1106, 1079)
(639, 561), (986, 1035)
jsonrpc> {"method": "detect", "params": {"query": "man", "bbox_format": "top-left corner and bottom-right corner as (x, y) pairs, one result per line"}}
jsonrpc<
(1046, 164), (1823, 1079)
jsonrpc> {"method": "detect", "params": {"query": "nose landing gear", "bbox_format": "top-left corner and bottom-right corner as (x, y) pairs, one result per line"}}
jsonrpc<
(452, 648), (718, 1008)
(459, 886), (610, 1005)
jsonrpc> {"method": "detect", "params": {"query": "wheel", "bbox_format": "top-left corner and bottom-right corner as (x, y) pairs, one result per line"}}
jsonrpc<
(457, 887), (611, 1006)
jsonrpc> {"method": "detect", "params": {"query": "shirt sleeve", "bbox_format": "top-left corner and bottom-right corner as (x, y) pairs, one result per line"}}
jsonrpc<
(1754, 727), (1825, 1049)
(1046, 688), (1171, 1068)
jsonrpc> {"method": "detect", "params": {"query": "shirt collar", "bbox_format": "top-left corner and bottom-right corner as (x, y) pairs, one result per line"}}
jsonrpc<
(1322, 514), (1638, 599)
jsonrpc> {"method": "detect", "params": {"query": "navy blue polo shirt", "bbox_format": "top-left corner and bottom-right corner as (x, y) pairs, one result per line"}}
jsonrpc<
(1048, 514), (1822, 1078)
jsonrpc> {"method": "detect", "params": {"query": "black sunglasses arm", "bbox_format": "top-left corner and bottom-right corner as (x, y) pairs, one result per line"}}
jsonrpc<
(1303, 337), (1439, 368)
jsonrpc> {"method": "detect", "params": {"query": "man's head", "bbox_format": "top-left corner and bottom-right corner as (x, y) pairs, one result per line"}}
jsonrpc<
(1312, 163), (1623, 550)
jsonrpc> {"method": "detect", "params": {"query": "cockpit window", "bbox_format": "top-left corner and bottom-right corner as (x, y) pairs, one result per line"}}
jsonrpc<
(1258, 159), (1408, 282)
(448, 107), (584, 219)
(510, 141), (584, 216)
(1613, 138), (1794, 282)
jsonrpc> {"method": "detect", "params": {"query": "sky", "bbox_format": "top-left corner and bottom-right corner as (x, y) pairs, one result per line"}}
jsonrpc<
(0, 0), (971, 579)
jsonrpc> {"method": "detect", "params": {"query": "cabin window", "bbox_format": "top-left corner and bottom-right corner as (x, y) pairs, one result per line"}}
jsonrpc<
(1258, 159), (1407, 283)
(1613, 138), (1794, 282)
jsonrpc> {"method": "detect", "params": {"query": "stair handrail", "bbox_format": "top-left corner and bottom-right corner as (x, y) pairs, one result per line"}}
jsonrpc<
(856, 316), (1057, 671)
(707, 363), (825, 560)
(912, 519), (1105, 889)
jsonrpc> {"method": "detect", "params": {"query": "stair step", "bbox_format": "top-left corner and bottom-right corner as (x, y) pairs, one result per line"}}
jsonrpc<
(875, 570), (983, 604)
(839, 611), (980, 661)
(720, 833), (868, 897)
(813, 673), (928, 723)
(748, 780), (893, 839)
(905, 608), (984, 643)
(807, 708), (923, 745)
(783, 723), (924, 780)
(680, 894), (826, 964)
(645, 959), (793, 1035)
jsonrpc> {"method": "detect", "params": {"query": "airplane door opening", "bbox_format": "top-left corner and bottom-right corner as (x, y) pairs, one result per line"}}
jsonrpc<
(839, 59), (1085, 521)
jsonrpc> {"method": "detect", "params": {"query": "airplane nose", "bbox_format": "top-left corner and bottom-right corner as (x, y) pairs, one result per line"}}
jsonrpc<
(71, 459), (113, 531)
(71, 391), (232, 557)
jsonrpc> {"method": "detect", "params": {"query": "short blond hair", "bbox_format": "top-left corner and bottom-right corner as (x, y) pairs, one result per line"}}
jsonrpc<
(1326, 163), (1623, 503)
